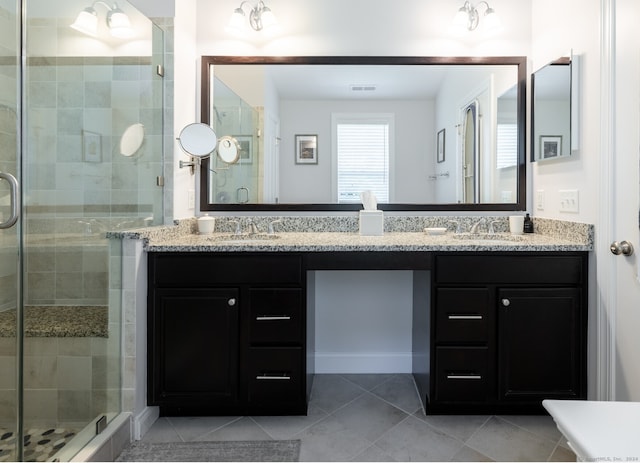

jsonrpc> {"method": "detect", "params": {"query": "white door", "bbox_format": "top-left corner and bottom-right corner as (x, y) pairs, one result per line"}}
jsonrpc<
(606, 0), (640, 401)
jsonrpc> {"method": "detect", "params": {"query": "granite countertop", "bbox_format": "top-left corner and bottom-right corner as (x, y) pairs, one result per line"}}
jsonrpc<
(114, 216), (594, 253)
(0, 306), (108, 338)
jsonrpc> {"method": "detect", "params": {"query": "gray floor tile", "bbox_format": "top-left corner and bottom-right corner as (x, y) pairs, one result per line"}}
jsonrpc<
(415, 414), (491, 442)
(370, 374), (423, 414)
(140, 417), (182, 443)
(166, 416), (242, 442)
(466, 416), (557, 462)
(195, 416), (272, 441)
(341, 374), (396, 391)
(296, 415), (374, 462)
(499, 414), (562, 442)
(140, 375), (567, 462)
(375, 415), (464, 462)
(549, 443), (577, 462)
(328, 392), (409, 442)
(251, 404), (328, 440)
(309, 374), (366, 414)
(450, 445), (494, 461)
(351, 443), (398, 461)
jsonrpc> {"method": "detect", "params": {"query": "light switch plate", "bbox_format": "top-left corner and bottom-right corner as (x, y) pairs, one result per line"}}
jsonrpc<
(188, 189), (195, 209)
(559, 189), (579, 213)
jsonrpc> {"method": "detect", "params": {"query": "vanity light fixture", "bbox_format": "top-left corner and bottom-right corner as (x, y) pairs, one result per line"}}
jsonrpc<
(228, 1), (277, 32)
(70, 1), (134, 39)
(453, 1), (501, 32)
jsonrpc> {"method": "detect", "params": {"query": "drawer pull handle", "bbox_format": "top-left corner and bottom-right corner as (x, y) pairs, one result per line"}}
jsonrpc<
(447, 374), (482, 380)
(256, 374), (291, 380)
(256, 315), (291, 321)
(228, 298), (236, 306)
(448, 314), (483, 320)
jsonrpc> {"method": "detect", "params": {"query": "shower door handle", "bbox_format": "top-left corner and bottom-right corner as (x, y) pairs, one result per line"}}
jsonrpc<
(0, 172), (19, 229)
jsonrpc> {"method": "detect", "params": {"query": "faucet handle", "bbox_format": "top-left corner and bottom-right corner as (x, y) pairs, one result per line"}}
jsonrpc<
(228, 220), (241, 235)
(448, 220), (462, 234)
(489, 220), (500, 234)
(268, 220), (282, 235)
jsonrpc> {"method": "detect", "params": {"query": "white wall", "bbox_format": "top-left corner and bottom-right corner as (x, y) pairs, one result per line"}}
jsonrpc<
(530, 0), (600, 223)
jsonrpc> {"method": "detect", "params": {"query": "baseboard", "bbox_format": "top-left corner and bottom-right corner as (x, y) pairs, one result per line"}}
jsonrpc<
(133, 406), (159, 441)
(314, 352), (412, 373)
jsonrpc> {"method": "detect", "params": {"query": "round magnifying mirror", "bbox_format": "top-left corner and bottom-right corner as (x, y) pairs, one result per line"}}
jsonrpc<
(217, 136), (240, 164)
(177, 123), (218, 157)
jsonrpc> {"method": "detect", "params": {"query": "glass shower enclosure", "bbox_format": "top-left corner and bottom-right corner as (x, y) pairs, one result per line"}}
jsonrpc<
(0, 1), (164, 460)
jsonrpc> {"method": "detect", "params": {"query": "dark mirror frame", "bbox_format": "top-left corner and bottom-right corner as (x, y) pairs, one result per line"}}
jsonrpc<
(200, 56), (527, 212)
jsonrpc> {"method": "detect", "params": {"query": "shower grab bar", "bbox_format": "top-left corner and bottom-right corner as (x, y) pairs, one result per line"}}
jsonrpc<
(0, 172), (19, 229)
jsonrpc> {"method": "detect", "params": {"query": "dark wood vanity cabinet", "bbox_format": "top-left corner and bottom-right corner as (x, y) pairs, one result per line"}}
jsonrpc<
(147, 252), (307, 416)
(427, 252), (588, 414)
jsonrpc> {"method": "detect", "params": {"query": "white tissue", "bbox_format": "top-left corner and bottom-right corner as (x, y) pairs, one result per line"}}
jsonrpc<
(360, 190), (378, 210)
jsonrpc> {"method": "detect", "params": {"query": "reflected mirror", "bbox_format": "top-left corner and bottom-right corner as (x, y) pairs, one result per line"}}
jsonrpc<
(200, 56), (526, 211)
(531, 56), (576, 161)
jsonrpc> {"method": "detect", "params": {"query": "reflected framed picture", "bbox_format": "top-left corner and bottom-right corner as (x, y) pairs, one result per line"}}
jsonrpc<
(437, 128), (445, 163)
(295, 134), (318, 164)
(235, 135), (253, 164)
(540, 135), (562, 159)
(82, 130), (101, 163)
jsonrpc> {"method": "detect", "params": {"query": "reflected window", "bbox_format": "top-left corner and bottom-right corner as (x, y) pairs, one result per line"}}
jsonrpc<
(496, 123), (517, 169)
(334, 114), (392, 203)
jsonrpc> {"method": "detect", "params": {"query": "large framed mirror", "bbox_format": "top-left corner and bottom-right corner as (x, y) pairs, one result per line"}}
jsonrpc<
(200, 56), (526, 211)
(531, 55), (578, 162)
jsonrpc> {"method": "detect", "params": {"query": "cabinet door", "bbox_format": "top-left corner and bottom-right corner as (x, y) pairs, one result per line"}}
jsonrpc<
(149, 288), (239, 405)
(498, 288), (584, 401)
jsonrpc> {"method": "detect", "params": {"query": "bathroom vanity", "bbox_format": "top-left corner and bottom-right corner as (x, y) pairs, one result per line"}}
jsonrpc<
(139, 217), (592, 417)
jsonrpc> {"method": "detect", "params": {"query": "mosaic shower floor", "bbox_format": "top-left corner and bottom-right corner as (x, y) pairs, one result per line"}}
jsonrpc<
(0, 428), (77, 462)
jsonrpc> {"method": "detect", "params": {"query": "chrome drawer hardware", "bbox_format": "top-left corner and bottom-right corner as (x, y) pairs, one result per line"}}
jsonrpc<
(256, 374), (291, 380)
(447, 374), (482, 380)
(228, 298), (236, 306)
(448, 314), (483, 320)
(256, 315), (291, 321)
(501, 298), (511, 307)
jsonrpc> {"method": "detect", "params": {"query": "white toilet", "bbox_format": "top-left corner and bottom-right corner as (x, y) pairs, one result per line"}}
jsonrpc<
(543, 399), (640, 461)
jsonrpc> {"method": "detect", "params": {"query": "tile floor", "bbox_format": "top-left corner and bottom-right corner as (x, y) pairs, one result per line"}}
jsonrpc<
(138, 374), (576, 462)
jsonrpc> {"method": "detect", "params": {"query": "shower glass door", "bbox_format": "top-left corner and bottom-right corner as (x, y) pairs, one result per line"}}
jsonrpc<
(0, 0), (21, 461)
(1, 1), (165, 461)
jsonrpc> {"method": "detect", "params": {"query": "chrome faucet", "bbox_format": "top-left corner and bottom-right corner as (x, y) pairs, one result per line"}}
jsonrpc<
(488, 220), (500, 234)
(247, 219), (259, 235)
(470, 218), (486, 234)
(268, 220), (282, 235)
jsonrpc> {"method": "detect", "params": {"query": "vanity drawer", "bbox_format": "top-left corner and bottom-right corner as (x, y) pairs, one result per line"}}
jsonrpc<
(249, 289), (303, 344)
(435, 346), (490, 402)
(150, 253), (302, 287)
(434, 254), (584, 285)
(247, 347), (304, 405)
(435, 288), (489, 342)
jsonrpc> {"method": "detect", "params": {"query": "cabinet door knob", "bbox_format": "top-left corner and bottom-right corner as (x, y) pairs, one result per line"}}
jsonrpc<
(501, 298), (510, 307)
(227, 298), (236, 306)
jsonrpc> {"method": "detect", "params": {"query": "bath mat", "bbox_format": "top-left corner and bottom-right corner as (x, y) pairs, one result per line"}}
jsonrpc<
(116, 440), (301, 462)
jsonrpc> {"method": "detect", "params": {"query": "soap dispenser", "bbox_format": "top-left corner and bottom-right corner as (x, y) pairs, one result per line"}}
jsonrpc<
(523, 213), (534, 233)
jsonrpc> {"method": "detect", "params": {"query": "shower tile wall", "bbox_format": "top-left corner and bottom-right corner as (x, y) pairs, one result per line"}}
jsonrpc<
(25, 21), (164, 307)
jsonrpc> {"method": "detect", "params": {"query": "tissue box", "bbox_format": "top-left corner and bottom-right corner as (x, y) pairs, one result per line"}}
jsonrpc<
(359, 210), (384, 236)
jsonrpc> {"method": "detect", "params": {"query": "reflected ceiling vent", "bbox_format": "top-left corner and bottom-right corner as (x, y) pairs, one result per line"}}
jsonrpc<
(350, 84), (377, 92)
